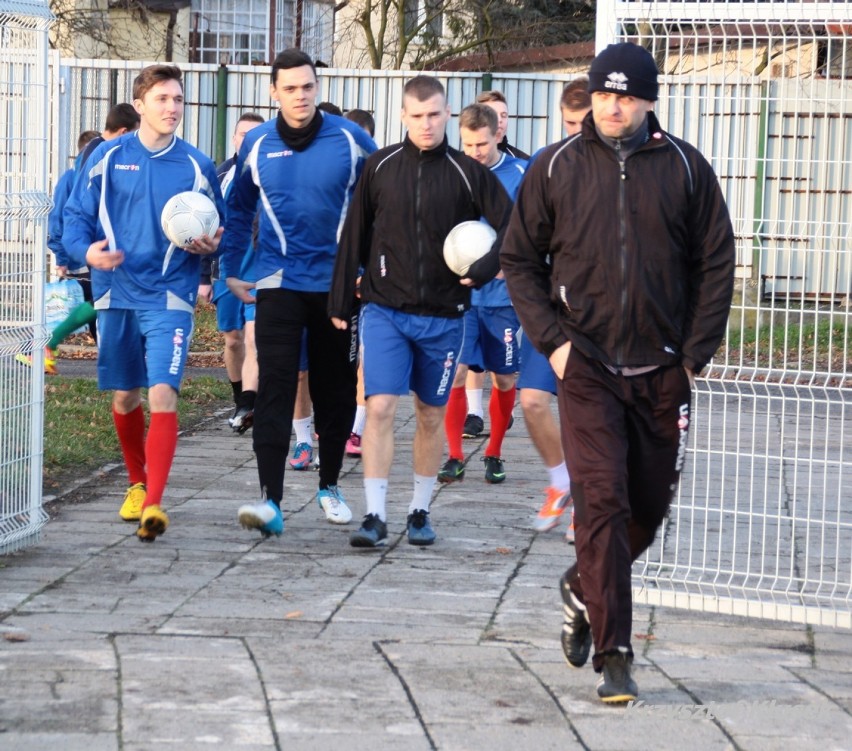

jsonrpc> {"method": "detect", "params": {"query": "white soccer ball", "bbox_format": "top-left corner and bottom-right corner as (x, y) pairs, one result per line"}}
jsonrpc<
(160, 191), (220, 248)
(443, 220), (497, 276)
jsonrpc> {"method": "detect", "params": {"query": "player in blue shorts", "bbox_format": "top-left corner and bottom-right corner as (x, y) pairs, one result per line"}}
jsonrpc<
(329, 75), (513, 548)
(199, 112), (265, 433)
(438, 103), (525, 487)
(63, 64), (224, 541)
(519, 331), (573, 536)
(521, 78), (592, 539)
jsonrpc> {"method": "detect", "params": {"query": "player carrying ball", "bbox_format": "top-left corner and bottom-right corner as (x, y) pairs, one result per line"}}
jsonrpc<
(63, 64), (224, 542)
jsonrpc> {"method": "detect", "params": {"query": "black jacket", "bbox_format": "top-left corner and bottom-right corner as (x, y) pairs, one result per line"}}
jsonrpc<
(329, 135), (513, 320)
(501, 112), (735, 373)
(499, 136), (530, 161)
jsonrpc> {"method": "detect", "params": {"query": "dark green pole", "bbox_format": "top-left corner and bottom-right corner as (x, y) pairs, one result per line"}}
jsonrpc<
(751, 80), (769, 282)
(215, 64), (229, 164)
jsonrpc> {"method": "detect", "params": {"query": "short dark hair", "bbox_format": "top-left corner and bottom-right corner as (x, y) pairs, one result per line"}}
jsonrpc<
(104, 103), (140, 133)
(237, 111), (265, 127)
(132, 64), (183, 102)
(77, 130), (100, 152)
(561, 77), (591, 112)
(403, 75), (445, 103)
(271, 48), (316, 84)
(476, 90), (507, 106)
(317, 101), (343, 116)
(344, 108), (375, 137)
(459, 103), (498, 135)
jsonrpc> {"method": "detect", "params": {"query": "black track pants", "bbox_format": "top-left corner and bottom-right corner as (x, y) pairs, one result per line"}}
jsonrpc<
(253, 288), (358, 502)
(557, 347), (692, 671)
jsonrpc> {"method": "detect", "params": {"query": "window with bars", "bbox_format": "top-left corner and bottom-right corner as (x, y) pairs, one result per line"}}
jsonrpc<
(403, 0), (443, 39)
(192, 0), (269, 64)
(301, 0), (333, 64)
(190, 0), (332, 66)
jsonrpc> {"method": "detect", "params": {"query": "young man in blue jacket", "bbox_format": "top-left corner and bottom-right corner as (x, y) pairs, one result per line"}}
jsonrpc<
(439, 103), (526, 487)
(199, 112), (265, 433)
(220, 48), (377, 538)
(63, 64), (224, 542)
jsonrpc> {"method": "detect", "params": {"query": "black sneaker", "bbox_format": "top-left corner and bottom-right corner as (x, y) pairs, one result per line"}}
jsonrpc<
(559, 572), (592, 668)
(349, 513), (388, 548)
(462, 414), (484, 439)
(596, 650), (638, 704)
(437, 457), (466, 484)
(483, 455), (506, 484)
(229, 405), (254, 434)
(406, 509), (436, 546)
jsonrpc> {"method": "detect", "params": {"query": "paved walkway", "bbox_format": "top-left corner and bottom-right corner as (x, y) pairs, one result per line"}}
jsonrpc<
(1, 399), (850, 750)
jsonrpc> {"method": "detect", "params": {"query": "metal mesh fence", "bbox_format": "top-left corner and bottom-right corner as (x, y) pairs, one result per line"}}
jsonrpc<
(0, 0), (53, 553)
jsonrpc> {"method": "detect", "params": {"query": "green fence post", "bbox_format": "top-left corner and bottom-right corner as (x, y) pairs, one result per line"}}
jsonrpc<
(216, 64), (228, 165)
(751, 80), (769, 283)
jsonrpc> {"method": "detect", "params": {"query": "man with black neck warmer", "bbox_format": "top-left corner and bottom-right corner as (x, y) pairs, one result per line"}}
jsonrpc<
(501, 42), (735, 703)
(220, 48), (377, 539)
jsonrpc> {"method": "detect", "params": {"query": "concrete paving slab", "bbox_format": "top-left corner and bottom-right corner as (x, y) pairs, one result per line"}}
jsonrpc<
(0, 733), (118, 751)
(1, 394), (850, 750)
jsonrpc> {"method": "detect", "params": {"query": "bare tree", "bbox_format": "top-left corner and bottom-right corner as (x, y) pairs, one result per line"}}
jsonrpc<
(49, 0), (176, 60)
(335, 0), (595, 70)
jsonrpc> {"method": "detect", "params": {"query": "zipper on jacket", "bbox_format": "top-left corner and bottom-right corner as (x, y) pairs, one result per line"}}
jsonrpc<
(415, 159), (425, 306)
(616, 140), (628, 366)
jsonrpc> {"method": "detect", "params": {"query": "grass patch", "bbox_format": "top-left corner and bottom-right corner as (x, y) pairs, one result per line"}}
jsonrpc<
(43, 375), (231, 491)
(191, 300), (223, 353)
(722, 312), (851, 372)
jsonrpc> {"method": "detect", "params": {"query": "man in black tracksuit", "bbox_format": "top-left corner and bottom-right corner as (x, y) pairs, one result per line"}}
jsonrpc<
(329, 75), (513, 549)
(501, 43), (735, 703)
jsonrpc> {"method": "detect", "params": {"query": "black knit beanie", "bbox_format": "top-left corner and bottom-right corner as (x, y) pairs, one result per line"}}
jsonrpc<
(588, 43), (659, 102)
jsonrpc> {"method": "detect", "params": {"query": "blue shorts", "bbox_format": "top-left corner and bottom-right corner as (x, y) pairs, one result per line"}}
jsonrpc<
(460, 305), (520, 375)
(517, 328), (557, 394)
(96, 308), (194, 391)
(360, 303), (464, 407)
(212, 279), (255, 331)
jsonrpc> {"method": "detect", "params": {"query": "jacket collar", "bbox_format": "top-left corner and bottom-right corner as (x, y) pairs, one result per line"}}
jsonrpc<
(403, 133), (449, 159)
(582, 111), (669, 155)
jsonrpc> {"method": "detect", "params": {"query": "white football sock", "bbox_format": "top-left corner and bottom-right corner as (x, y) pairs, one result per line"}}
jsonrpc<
(548, 462), (571, 493)
(409, 474), (436, 513)
(293, 416), (313, 445)
(352, 405), (366, 436)
(364, 478), (388, 521)
(466, 389), (484, 418)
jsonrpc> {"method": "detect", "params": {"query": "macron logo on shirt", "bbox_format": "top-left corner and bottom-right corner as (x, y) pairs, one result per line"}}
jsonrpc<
(114, 164), (140, 171)
(267, 150), (294, 158)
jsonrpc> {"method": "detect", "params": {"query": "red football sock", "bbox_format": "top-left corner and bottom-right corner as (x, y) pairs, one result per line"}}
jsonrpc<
(143, 412), (178, 508)
(444, 386), (467, 461)
(485, 385), (516, 457)
(113, 405), (146, 486)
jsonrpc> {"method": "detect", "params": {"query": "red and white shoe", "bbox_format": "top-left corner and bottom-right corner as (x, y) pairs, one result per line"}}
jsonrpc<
(533, 486), (572, 532)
